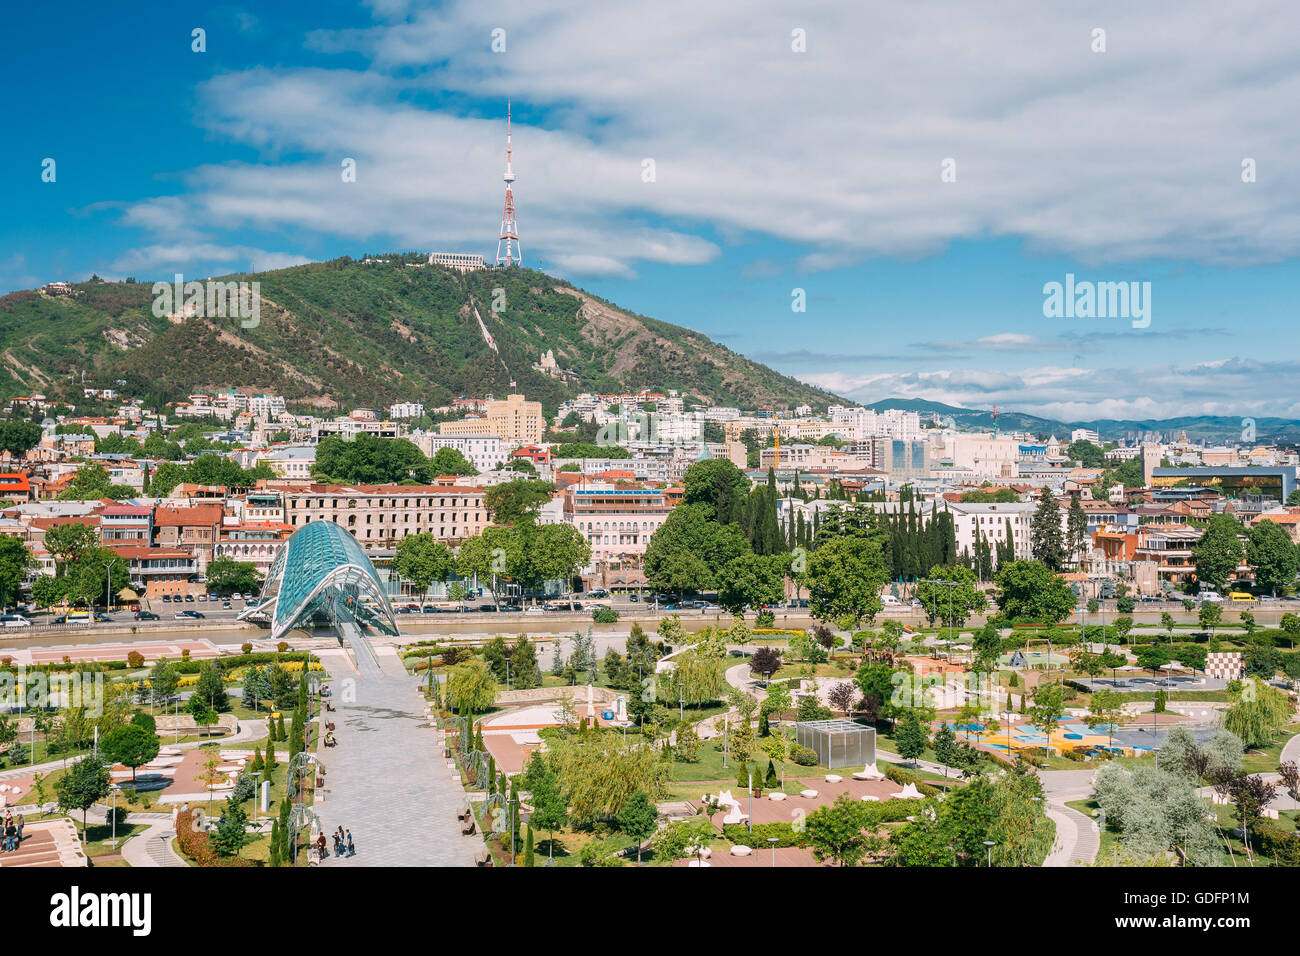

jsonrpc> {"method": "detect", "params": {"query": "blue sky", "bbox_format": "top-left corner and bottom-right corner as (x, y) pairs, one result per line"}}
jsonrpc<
(4, 0), (1300, 421)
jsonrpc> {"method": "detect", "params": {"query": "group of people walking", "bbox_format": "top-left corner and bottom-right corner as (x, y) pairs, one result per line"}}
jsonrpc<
(2, 812), (24, 853)
(315, 826), (354, 861)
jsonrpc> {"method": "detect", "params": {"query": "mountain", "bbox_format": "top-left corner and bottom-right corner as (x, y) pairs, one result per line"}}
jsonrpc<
(867, 398), (1300, 444)
(0, 256), (841, 415)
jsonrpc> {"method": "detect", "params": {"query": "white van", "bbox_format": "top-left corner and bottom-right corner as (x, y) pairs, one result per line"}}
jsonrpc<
(0, 614), (30, 628)
(881, 595), (901, 606)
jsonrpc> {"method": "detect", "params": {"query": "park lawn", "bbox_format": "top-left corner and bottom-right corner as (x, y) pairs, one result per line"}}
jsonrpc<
(513, 824), (640, 867)
(1240, 735), (1293, 775)
(757, 659), (859, 682)
(1205, 802), (1298, 866)
(77, 822), (147, 860)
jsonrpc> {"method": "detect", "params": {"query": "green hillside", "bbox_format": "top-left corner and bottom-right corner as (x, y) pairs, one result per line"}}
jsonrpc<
(0, 256), (840, 415)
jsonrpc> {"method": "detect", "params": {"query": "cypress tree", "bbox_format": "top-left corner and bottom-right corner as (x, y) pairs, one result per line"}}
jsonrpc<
(524, 824), (535, 867)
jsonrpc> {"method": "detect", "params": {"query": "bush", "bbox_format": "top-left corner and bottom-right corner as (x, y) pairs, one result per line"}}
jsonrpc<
(755, 610), (775, 628)
(1252, 821), (1300, 865)
(241, 643), (253, 655)
(126, 651), (145, 668)
(790, 744), (818, 766)
(723, 822), (806, 847)
(592, 608), (620, 623)
(882, 762), (940, 796)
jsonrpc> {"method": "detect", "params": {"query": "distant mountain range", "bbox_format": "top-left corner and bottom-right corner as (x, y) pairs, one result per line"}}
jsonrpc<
(0, 256), (839, 415)
(866, 398), (1300, 445)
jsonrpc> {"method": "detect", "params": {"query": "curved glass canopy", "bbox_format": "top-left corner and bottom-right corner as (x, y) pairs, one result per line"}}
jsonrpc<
(243, 520), (399, 642)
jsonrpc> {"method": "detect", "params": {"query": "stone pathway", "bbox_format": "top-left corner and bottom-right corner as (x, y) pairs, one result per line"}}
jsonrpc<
(314, 646), (481, 867)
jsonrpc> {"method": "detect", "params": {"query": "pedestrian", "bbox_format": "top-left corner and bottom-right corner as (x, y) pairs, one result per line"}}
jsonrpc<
(346, 830), (355, 857)
(316, 832), (327, 861)
(15, 813), (23, 844)
(3, 818), (15, 853)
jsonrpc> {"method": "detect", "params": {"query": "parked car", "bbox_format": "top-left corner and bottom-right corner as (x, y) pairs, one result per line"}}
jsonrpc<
(162, 594), (173, 603)
(587, 588), (609, 599)
(523, 606), (546, 615)
(1198, 591), (1224, 603)
(134, 610), (160, 621)
(881, 595), (901, 606)
(222, 602), (233, 609)
(184, 594), (195, 603)
(477, 604), (499, 612)
(661, 603), (682, 611)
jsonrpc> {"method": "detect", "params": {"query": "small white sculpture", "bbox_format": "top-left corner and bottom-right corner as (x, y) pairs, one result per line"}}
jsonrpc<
(853, 762), (886, 781)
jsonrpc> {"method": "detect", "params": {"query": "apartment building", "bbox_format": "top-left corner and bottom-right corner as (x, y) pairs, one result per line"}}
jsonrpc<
(152, 504), (224, 572)
(565, 487), (671, 588)
(281, 483), (489, 547)
(414, 433), (509, 472)
(485, 393), (544, 446)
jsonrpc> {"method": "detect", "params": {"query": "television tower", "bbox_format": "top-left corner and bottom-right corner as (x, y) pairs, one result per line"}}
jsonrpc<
(496, 103), (521, 267)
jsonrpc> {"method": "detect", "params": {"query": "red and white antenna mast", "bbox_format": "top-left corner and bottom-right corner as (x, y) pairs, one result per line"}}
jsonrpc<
(496, 102), (521, 267)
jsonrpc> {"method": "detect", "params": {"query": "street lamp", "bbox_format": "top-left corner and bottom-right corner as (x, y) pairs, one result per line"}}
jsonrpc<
(983, 839), (995, 867)
(768, 836), (779, 867)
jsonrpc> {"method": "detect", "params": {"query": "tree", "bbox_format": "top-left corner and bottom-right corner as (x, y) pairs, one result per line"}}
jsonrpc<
(716, 551), (785, 615)
(1160, 611), (1176, 642)
(1246, 519), (1298, 596)
(312, 433), (431, 484)
(1198, 602), (1222, 635)
(66, 548), (128, 609)
(681, 458), (749, 524)
(522, 753), (567, 862)
(188, 697), (219, 737)
(56, 753), (111, 838)
(915, 564), (986, 628)
(805, 793), (874, 866)
(101, 723), (159, 788)
(1193, 514), (1245, 594)
(0, 419), (42, 456)
(618, 790), (659, 864)
(483, 478), (555, 526)
(203, 556), (263, 596)
(1280, 612), (1300, 650)
(195, 661), (230, 710)
(895, 710), (929, 766)
(429, 447), (478, 476)
(148, 659), (179, 704)
(1029, 488), (1065, 571)
(1066, 495), (1089, 567)
(643, 503), (750, 594)
(748, 645), (783, 682)
(827, 680), (859, 717)
(0, 537), (35, 608)
(805, 536), (888, 627)
(392, 533), (455, 594)
(58, 463), (134, 500)
(211, 794), (254, 858)
(44, 522), (101, 574)
(993, 560), (1075, 623)
(447, 659), (498, 713)
(528, 523), (592, 605)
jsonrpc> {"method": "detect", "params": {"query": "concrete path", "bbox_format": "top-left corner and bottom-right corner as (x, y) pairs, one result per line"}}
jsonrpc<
(314, 646), (481, 867)
(1040, 768), (1100, 867)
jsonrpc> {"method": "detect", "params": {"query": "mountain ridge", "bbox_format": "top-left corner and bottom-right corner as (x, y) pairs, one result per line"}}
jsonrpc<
(0, 256), (842, 415)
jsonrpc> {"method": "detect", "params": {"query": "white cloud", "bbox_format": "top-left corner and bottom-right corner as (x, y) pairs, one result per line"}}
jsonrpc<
(108, 0), (1300, 281)
(801, 356), (1300, 420)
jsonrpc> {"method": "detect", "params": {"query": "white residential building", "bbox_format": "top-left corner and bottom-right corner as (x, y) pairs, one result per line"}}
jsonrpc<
(414, 433), (508, 472)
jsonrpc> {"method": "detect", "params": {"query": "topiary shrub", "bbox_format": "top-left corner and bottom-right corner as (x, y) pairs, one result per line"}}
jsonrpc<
(790, 744), (818, 766)
(126, 651), (145, 668)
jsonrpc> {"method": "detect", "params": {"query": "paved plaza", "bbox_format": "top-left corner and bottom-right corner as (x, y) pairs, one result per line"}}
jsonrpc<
(315, 647), (480, 866)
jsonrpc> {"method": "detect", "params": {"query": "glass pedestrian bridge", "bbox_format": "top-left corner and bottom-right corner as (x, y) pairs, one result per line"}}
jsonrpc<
(240, 520), (399, 645)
